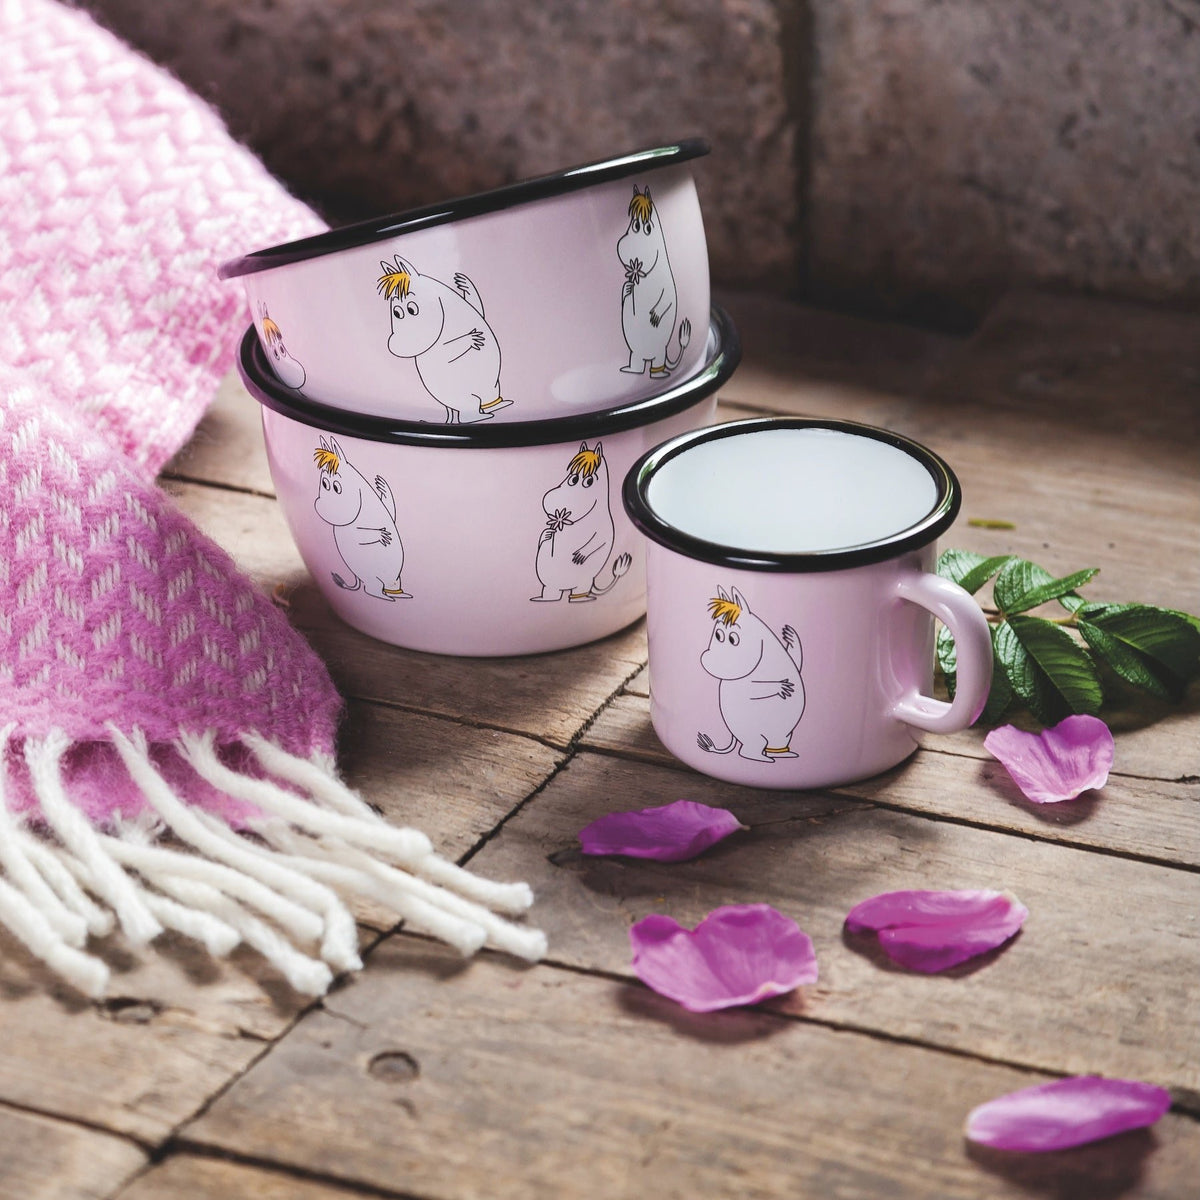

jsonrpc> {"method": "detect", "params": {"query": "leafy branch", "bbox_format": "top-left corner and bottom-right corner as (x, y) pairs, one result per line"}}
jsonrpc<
(936, 550), (1200, 727)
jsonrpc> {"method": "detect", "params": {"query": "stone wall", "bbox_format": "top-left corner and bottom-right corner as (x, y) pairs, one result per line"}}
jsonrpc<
(807, 0), (1200, 326)
(69, 0), (1200, 327)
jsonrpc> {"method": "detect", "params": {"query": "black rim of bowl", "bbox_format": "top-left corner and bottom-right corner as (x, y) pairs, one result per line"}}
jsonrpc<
(622, 417), (962, 572)
(219, 139), (710, 280)
(238, 303), (739, 449)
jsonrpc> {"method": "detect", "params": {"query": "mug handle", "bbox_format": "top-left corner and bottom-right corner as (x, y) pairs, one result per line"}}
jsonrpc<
(890, 571), (993, 733)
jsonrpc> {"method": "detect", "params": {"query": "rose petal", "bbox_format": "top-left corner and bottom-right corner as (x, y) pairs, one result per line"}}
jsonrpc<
(984, 715), (1114, 804)
(966, 1076), (1171, 1151)
(845, 889), (1027, 972)
(579, 800), (744, 862)
(630, 903), (818, 1012)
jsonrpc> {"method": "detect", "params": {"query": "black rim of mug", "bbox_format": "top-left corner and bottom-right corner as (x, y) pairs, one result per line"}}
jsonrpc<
(622, 417), (962, 573)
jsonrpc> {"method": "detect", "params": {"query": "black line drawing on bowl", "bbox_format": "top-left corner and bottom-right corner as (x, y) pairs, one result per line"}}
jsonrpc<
(617, 186), (691, 379)
(258, 300), (307, 392)
(377, 256), (513, 425)
(313, 436), (411, 601)
(531, 441), (631, 603)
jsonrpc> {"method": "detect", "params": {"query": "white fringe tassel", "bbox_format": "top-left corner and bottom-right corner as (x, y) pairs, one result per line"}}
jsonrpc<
(0, 726), (545, 997)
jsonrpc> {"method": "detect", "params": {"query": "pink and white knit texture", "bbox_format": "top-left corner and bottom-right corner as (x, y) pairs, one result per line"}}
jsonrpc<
(0, 1), (548, 994)
(0, 0), (339, 804)
(0, 0), (324, 474)
(0, 374), (344, 817)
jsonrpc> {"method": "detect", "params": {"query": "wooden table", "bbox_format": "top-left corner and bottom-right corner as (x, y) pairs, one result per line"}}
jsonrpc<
(2, 291), (1197, 1199)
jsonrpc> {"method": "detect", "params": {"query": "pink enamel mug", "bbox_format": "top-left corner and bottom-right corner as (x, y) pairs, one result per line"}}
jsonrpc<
(622, 418), (994, 789)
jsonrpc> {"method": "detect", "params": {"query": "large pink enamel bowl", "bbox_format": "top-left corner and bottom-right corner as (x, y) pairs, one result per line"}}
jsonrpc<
(221, 141), (710, 425)
(236, 306), (738, 657)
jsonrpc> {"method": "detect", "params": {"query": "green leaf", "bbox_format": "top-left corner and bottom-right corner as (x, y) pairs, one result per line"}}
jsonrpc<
(937, 549), (985, 586)
(1008, 568), (1098, 615)
(992, 559), (1097, 616)
(936, 624), (957, 701)
(995, 616), (1103, 724)
(979, 631), (1015, 725)
(1077, 619), (1180, 702)
(994, 559), (1053, 613)
(974, 648), (1012, 720)
(1078, 603), (1200, 684)
(937, 549), (1014, 595)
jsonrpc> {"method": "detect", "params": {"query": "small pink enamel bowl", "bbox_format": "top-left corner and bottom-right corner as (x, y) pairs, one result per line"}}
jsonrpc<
(622, 418), (994, 789)
(220, 141), (710, 425)
(236, 306), (738, 657)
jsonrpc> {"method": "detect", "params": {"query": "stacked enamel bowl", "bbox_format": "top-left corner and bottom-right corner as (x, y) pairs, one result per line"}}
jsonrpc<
(223, 140), (739, 656)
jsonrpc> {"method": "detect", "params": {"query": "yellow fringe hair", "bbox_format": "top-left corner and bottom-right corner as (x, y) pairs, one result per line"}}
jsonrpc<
(708, 596), (742, 626)
(378, 267), (412, 300)
(313, 447), (340, 474)
(261, 317), (283, 343)
(628, 190), (654, 224)
(568, 448), (602, 477)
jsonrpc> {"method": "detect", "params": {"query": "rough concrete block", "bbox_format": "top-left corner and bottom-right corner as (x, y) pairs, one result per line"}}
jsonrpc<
(68, 0), (801, 291)
(808, 0), (1200, 325)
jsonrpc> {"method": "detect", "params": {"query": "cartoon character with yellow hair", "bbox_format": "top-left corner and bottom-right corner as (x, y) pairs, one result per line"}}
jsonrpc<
(377, 256), (511, 423)
(617, 186), (691, 378)
(258, 301), (307, 391)
(313, 436), (410, 601)
(697, 586), (805, 762)
(531, 441), (631, 602)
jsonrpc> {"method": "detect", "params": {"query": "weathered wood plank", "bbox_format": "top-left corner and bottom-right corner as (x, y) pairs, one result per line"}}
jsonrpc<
(0, 698), (555, 1144)
(0, 926), (309, 1144)
(333, 699), (563, 928)
(922, 291), (1200, 445)
(467, 752), (1200, 1097)
(909, 418), (1199, 617)
(580, 693), (1200, 868)
(338, 699), (563, 854)
(0, 1103), (145, 1200)
(185, 937), (1200, 1200)
(114, 1154), (370, 1200)
(922, 688), (1200, 785)
(166, 478), (648, 745)
(286, 585), (647, 748)
(623, 665), (650, 698)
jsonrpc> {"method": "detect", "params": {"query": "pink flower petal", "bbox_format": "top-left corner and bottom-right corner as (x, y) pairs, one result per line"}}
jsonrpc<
(966, 1076), (1171, 1151)
(579, 800), (744, 862)
(845, 889), (1028, 972)
(630, 903), (818, 1012)
(984, 715), (1114, 804)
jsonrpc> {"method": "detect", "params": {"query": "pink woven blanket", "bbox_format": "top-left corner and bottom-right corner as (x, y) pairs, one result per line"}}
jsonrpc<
(0, 0), (542, 997)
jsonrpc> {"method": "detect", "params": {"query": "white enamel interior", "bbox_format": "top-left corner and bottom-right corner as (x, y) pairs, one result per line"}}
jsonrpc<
(645, 426), (941, 553)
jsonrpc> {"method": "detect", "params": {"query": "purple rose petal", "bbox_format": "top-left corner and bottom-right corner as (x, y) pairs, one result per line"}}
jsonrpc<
(630, 903), (818, 1012)
(579, 799), (745, 863)
(845, 889), (1028, 972)
(966, 1076), (1171, 1152)
(984, 715), (1114, 805)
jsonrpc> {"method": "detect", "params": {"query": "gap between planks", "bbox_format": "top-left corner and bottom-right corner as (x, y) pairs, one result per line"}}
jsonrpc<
(579, 734), (1200, 878)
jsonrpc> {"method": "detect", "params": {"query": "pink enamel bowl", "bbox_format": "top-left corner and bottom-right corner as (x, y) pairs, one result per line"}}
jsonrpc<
(236, 305), (739, 657)
(220, 141), (710, 425)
